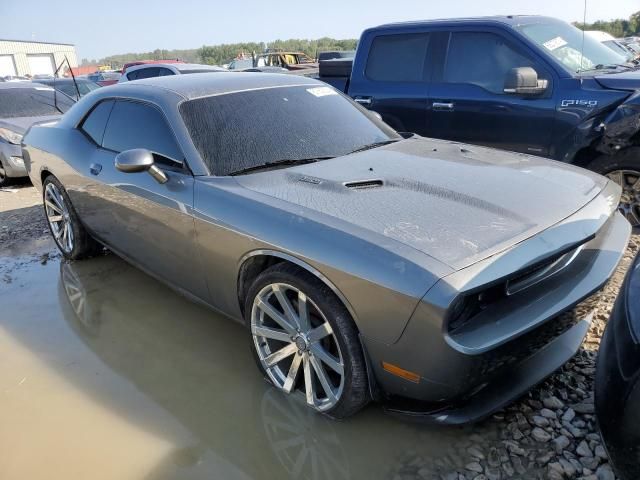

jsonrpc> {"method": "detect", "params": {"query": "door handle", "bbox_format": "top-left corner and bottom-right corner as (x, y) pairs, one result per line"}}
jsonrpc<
(432, 102), (455, 111)
(354, 96), (372, 106)
(89, 163), (102, 175)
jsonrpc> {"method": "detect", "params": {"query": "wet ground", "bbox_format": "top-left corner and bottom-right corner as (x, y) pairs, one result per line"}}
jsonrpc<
(0, 233), (490, 480)
(1, 183), (637, 480)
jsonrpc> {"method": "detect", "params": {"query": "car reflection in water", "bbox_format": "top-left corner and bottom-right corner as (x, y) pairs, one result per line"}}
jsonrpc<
(59, 255), (482, 480)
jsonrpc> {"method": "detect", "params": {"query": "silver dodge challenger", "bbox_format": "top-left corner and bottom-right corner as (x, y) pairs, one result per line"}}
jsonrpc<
(23, 73), (631, 422)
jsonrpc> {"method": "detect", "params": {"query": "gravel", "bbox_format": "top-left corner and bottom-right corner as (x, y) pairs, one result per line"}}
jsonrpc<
(3, 184), (639, 480)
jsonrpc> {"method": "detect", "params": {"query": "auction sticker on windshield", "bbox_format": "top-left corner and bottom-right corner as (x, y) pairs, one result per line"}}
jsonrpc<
(543, 36), (568, 51)
(306, 86), (337, 97)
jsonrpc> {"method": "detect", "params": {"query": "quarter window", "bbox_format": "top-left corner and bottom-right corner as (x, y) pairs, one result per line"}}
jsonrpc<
(102, 100), (183, 165)
(80, 100), (114, 145)
(366, 33), (430, 82)
(443, 32), (542, 94)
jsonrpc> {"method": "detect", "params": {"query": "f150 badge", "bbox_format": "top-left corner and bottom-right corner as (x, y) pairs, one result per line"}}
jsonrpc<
(560, 99), (598, 108)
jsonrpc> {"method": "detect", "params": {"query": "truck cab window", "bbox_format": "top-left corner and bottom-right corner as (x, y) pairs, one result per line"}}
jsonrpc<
(444, 32), (540, 94)
(366, 33), (430, 82)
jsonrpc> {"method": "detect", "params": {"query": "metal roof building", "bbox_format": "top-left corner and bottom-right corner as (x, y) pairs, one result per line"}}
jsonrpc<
(0, 39), (78, 77)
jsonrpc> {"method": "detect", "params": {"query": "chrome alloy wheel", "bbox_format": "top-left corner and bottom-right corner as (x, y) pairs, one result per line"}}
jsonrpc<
(251, 283), (345, 412)
(607, 170), (640, 227)
(44, 182), (74, 253)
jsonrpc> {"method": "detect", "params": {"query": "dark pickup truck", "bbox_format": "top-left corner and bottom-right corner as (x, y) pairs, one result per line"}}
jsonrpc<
(319, 15), (640, 226)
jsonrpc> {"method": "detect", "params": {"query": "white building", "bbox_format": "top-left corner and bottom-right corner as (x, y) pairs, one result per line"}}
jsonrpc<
(0, 39), (78, 77)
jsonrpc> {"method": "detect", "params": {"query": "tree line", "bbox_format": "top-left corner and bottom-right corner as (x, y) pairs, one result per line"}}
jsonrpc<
(574, 11), (640, 38)
(82, 37), (357, 68)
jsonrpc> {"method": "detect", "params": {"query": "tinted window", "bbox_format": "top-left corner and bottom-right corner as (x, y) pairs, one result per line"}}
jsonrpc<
(135, 67), (160, 79)
(444, 32), (541, 93)
(126, 70), (139, 80)
(157, 67), (174, 77)
(0, 87), (74, 117)
(80, 100), (114, 145)
(180, 85), (398, 176)
(102, 100), (183, 165)
(366, 33), (430, 82)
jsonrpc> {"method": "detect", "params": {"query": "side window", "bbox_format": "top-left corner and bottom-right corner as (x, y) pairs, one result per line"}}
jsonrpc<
(102, 100), (183, 166)
(157, 68), (174, 77)
(135, 67), (160, 79)
(366, 33), (430, 82)
(443, 32), (542, 94)
(80, 100), (115, 145)
(126, 70), (139, 80)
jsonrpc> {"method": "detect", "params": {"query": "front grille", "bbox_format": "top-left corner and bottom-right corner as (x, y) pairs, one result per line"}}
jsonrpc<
(470, 310), (581, 379)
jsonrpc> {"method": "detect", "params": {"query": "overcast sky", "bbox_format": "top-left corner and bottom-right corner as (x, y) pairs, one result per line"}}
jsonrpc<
(3, 0), (638, 60)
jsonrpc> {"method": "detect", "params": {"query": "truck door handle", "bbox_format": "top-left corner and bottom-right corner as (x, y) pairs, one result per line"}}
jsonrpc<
(89, 163), (102, 175)
(354, 96), (372, 106)
(432, 102), (455, 111)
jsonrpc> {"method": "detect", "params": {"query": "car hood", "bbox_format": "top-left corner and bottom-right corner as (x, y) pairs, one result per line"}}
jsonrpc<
(234, 138), (607, 270)
(0, 114), (61, 135)
(595, 69), (640, 91)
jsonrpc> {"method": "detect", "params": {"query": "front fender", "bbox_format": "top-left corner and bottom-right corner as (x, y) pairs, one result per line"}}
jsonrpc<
(597, 90), (640, 155)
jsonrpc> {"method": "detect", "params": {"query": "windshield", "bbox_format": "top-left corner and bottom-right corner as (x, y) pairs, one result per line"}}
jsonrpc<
(603, 40), (634, 60)
(228, 59), (253, 70)
(0, 87), (74, 117)
(515, 18), (628, 73)
(180, 84), (399, 176)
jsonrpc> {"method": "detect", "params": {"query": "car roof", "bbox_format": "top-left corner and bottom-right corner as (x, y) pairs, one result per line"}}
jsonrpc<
(375, 14), (559, 30)
(123, 71), (321, 100)
(125, 63), (225, 73)
(0, 81), (54, 90)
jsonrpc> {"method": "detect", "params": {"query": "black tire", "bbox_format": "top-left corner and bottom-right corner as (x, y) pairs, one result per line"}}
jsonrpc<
(0, 158), (12, 188)
(587, 148), (640, 227)
(42, 175), (102, 260)
(244, 262), (369, 419)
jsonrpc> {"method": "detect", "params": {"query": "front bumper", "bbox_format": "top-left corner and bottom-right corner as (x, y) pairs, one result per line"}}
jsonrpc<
(0, 142), (27, 178)
(388, 314), (591, 424)
(364, 184), (630, 424)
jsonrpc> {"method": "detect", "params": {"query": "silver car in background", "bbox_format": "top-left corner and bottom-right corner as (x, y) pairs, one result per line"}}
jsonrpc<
(118, 62), (227, 82)
(0, 83), (74, 186)
(23, 73), (630, 422)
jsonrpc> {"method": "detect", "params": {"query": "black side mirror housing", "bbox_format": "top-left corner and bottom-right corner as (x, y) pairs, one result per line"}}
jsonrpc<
(504, 67), (548, 96)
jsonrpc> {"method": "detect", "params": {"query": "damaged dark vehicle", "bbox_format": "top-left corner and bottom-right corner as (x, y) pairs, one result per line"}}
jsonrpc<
(318, 16), (640, 226)
(22, 73), (630, 422)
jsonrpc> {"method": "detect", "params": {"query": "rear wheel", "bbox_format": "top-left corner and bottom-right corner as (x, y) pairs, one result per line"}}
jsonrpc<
(42, 175), (102, 259)
(588, 149), (640, 227)
(245, 263), (369, 419)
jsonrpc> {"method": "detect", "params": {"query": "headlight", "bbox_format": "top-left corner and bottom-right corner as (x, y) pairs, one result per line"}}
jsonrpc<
(0, 128), (23, 145)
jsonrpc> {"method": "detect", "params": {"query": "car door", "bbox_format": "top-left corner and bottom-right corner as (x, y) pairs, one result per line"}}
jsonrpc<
(426, 29), (556, 156)
(348, 31), (432, 134)
(75, 98), (207, 299)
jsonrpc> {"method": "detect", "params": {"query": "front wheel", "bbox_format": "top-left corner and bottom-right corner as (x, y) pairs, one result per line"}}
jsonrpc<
(245, 263), (369, 419)
(588, 149), (640, 227)
(42, 175), (102, 259)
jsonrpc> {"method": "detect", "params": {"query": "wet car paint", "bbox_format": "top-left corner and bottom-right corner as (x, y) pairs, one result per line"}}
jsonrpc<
(0, 240), (527, 480)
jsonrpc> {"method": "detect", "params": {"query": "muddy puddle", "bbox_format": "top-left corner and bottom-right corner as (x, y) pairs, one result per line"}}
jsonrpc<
(0, 241), (515, 480)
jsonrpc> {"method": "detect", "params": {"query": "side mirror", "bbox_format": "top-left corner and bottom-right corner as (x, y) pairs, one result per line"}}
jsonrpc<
(504, 67), (548, 96)
(114, 148), (167, 184)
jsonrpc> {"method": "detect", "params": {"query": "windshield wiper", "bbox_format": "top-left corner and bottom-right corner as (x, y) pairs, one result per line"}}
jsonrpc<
(347, 139), (400, 155)
(578, 63), (634, 73)
(229, 156), (334, 176)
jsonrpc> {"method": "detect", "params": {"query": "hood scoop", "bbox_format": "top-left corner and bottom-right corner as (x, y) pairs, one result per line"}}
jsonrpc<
(344, 179), (384, 190)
